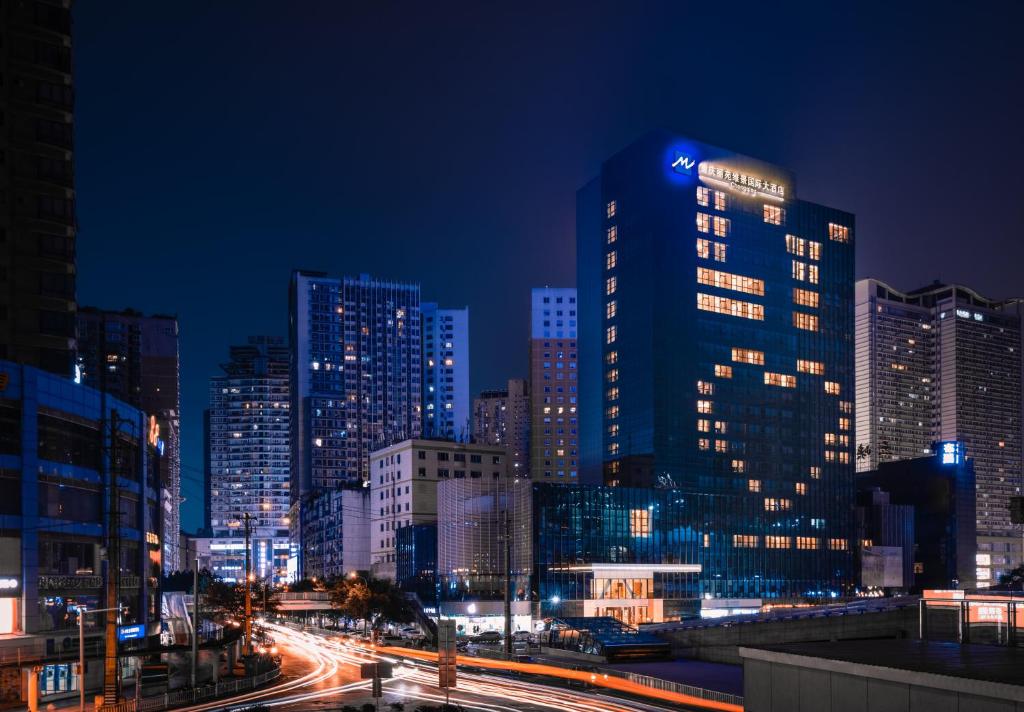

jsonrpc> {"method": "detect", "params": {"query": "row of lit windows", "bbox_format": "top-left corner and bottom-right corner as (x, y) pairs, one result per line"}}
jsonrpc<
(696, 186), (728, 211)
(791, 260), (820, 284)
(785, 235), (821, 260)
(828, 223), (849, 243)
(825, 381), (841, 395)
(697, 380), (714, 395)
(797, 359), (824, 375)
(697, 238), (727, 262)
(714, 364), (733, 378)
(697, 293), (764, 320)
(697, 267), (765, 296)
(825, 450), (851, 464)
(764, 205), (784, 225)
(696, 419), (728, 433)
(731, 347), (764, 365)
(764, 372), (797, 388)
(696, 212), (730, 237)
(824, 433), (851, 447)
(793, 288), (819, 308)
(733, 535), (844, 550)
(793, 312), (819, 331)
(764, 497), (792, 511)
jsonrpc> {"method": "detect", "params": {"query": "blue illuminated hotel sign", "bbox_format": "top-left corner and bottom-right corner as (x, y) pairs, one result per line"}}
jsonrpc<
(939, 441), (962, 465)
(699, 162), (786, 200)
(671, 151), (696, 175)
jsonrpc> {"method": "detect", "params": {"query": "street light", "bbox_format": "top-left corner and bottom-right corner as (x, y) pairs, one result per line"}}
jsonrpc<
(78, 606), (122, 712)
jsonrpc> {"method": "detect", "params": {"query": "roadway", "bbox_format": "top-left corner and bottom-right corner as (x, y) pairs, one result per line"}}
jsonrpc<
(175, 624), (740, 712)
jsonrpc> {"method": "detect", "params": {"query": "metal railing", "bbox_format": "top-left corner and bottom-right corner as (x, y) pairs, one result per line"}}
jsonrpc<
(98, 666), (281, 712)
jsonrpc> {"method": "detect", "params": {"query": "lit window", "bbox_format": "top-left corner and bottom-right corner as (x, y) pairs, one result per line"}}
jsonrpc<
(839, 400), (852, 413)
(733, 534), (759, 548)
(714, 364), (733, 378)
(606, 405), (620, 419)
(785, 235), (805, 256)
(696, 267), (765, 296)
(697, 419), (710, 432)
(764, 498), (792, 511)
(715, 439), (728, 453)
(828, 223), (849, 243)
(793, 288), (819, 308)
(606, 251), (617, 270)
(696, 238), (710, 259)
(697, 293), (764, 320)
(607, 387), (619, 401)
(793, 312), (819, 332)
(764, 372), (797, 388)
(808, 264), (819, 285)
(606, 225), (617, 244)
(697, 400), (713, 414)
(763, 205), (784, 225)
(839, 417), (850, 431)
(766, 536), (790, 549)
(748, 479), (761, 493)
(824, 433), (837, 445)
(731, 459), (745, 473)
(839, 451), (850, 464)
(697, 380), (714, 395)
(713, 216), (730, 237)
(797, 359), (824, 375)
(697, 186), (710, 207)
(629, 509), (650, 537)
(606, 325), (617, 344)
(862, 539), (874, 549)
(696, 212), (710, 233)
(796, 537), (820, 550)
(824, 381), (840, 395)
(606, 351), (619, 365)
(825, 450), (836, 462)
(608, 442), (620, 455)
(606, 276), (617, 295)
(795, 482), (807, 495)
(792, 260), (807, 281)
(714, 242), (727, 262)
(809, 466), (821, 479)
(808, 241), (821, 260)
(714, 420), (727, 434)
(731, 347), (765, 365)
(607, 200), (617, 218)
(698, 438), (710, 451)
(606, 369), (619, 383)
(606, 300), (617, 319)
(829, 538), (848, 551)
(714, 191), (727, 211)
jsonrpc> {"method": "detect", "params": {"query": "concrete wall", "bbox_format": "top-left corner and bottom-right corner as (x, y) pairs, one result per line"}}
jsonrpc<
(662, 607), (919, 664)
(741, 649), (1024, 712)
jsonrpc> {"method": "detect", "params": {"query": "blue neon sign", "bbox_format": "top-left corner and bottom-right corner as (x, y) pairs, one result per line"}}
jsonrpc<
(118, 624), (145, 642)
(939, 441), (962, 465)
(671, 150), (696, 175)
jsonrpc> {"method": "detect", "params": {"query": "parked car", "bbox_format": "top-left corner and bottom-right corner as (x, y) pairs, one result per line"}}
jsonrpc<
(473, 630), (502, 643)
(398, 626), (424, 639)
(512, 630), (534, 644)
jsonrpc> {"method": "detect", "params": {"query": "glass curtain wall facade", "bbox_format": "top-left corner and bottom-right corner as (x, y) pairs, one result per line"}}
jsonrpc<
(855, 279), (1023, 582)
(207, 336), (291, 583)
(577, 131), (855, 593)
(289, 271), (421, 578)
(421, 303), (470, 441)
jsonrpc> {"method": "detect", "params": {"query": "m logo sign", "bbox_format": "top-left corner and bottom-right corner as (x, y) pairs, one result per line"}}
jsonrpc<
(671, 151), (695, 175)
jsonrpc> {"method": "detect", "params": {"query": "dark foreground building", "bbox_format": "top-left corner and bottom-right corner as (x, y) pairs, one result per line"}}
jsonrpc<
(577, 131), (856, 595)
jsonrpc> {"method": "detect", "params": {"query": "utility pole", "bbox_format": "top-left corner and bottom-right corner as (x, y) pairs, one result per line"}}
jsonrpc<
(243, 513), (253, 657)
(503, 508), (512, 657)
(191, 559), (199, 687)
(104, 409), (121, 705)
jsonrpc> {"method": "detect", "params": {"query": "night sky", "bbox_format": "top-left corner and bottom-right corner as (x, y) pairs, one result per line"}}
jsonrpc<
(72, 2), (1024, 533)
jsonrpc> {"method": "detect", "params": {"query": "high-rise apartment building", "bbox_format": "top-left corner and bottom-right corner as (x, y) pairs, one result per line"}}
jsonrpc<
(529, 288), (580, 480)
(472, 378), (530, 476)
(578, 131), (856, 597)
(0, 1), (78, 377)
(76, 308), (182, 572)
(289, 271), (421, 578)
(206, 337), (291, 583)
(855, 279), (1023, 582)
(421, 303), (470, 441)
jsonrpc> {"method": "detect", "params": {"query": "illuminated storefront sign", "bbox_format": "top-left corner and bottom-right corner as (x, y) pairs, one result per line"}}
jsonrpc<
(699, 162), (786, 200)
(671, 151), (696, 175)
(939, 441), (962, 465)
(118, 623), (146, 641)
(0, 577), (18, 590)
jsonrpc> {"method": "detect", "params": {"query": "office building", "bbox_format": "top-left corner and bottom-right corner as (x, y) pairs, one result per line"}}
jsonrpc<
(395, 524), (438, 604)
(437, 475), (532, 633)
(206, 337), (291, 583)
(0, 1), (77, 377)
(76, 308), (182, 572)
(858, 445), (977, 590)
(472, 378), (530, 476)
(533, 482), (843, 624)
(295, 486), (370, 581)
(289, 271), (421, 578)
(854, 488), (915, 591)
(369, 438), (507, 581)
(855, 280), (1023, 580)
(421, 303), (470, 441)
(529, 287), (580, 480)
(577, 131), (856, 591)
(0, 359), (162, 702)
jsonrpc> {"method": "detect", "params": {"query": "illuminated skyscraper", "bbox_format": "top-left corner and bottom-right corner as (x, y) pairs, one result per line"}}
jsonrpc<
(473, 378), (530, 476)
(578, 131), (856, 597)
(855, 279), (1023, 583)
(421, 303), (470, 441)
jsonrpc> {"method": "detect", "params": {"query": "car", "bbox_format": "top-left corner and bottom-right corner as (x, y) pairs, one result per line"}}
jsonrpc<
(398, 626), (424, 639)
(473, 630), (502, 643)
(512, 630), (534, 643)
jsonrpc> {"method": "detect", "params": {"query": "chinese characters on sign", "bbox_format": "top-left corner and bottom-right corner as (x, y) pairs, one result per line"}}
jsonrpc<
(699, 162), (786, 200)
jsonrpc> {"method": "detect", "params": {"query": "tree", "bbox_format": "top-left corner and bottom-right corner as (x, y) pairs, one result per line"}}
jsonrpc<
(328, 576), (413, 629)
(202, 577), (280, 619)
